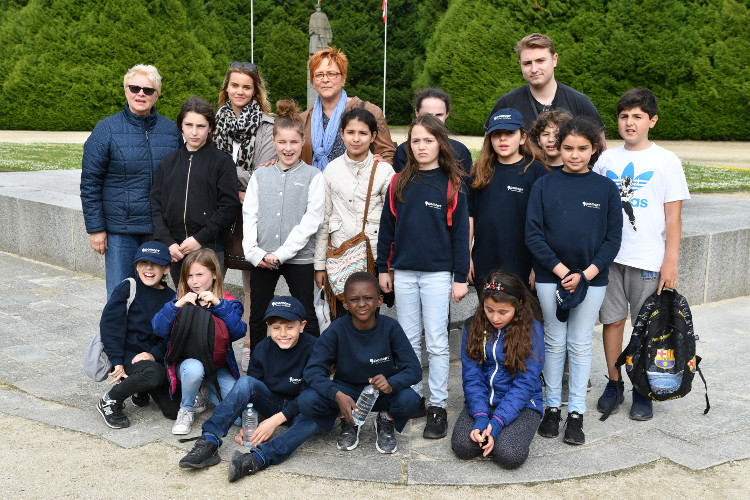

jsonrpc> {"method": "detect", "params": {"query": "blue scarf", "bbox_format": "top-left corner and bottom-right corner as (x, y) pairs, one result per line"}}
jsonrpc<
(311, 89), (347, 171)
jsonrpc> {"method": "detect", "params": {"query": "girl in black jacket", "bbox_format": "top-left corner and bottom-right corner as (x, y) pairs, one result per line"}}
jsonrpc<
(151, 97), (241, 284)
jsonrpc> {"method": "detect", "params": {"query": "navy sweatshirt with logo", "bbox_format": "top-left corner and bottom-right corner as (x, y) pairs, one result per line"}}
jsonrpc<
(376, 168), (470, 282)
(525, 169), (622, 286)
(247, 332), (317, 420)
(468, 158), (548, 286)
(303, 315), (422, 403)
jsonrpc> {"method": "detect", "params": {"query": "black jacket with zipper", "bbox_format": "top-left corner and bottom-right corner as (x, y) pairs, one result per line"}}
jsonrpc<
(151, 143), (240, 247)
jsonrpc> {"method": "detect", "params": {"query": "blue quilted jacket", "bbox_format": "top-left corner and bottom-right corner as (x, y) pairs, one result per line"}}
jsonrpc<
(81, 104), (181, 234)
(461, 318), (545, 439)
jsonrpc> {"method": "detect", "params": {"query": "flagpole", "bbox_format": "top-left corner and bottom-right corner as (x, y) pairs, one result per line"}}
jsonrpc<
(382, 2), (387, 118)
(250, 0), (254, 64)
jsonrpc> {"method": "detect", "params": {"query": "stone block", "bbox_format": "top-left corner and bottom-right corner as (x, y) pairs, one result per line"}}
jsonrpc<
(624, 429), (729, 470)
(0, 195), (20, 254)
(704, 229), (750, 302)
(18, 198), (75, 270)
(678, 234), (709, 305)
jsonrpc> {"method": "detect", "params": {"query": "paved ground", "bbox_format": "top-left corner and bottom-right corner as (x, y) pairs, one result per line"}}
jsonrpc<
(0, 251), (748, 490)
(2, 130), (750, 169)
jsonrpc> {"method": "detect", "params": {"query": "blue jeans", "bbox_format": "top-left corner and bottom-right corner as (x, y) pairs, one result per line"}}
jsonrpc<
(536, 282), (607, 414)
(393, 270), (452, 408)
(104, 233), (148, 299)
(202, 376), (321, 468)
(177, 359), (236, 410)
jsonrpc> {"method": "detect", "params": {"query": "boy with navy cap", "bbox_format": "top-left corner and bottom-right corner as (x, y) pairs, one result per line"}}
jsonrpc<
(178, 296), (320, 483)
(97, 241), (178, 429)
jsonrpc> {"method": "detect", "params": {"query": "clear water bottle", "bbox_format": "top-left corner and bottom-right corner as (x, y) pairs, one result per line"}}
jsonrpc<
(242, 403), (258, 446)
(352, 384), (379, 426)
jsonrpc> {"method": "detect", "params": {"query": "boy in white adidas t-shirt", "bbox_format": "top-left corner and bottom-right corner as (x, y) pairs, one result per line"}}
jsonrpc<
(592, 88), (690, 421)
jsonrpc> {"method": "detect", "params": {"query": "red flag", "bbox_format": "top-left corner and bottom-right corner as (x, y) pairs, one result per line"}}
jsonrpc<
(382, 0), (387, 23)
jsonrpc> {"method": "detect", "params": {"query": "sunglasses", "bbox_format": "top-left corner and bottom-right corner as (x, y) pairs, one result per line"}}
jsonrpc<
(127, 85), (157, 96)
(230, 62), (258, 72)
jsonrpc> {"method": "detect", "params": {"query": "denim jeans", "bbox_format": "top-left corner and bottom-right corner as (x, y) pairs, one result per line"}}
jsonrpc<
(104, 233), (148, 299)
(393, 270), (452, 408)
(177, 359), (236, 410)
(202, 375), (321, 468)
(536, 282), (607, 414)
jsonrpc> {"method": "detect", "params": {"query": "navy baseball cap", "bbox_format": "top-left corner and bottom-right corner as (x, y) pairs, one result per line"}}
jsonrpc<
(264, 296), (306, 322)
(133, 241), (171, 266)
(486, 108), (525, 135)
(555, 270), (590, 323)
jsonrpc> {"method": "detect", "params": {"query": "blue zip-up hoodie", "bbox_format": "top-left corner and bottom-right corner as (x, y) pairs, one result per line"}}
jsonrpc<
(461, 318), (544, 440)
(81, 104), (181, 235)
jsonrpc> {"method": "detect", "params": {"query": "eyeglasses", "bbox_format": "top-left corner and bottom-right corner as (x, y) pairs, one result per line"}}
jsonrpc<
(313, 71), (342, 81)
(127, 85), (156, 96)
(230, 62), (258, 72)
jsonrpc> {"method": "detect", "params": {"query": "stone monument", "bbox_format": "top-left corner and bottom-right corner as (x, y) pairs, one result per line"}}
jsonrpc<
(307, 2), (333, 109)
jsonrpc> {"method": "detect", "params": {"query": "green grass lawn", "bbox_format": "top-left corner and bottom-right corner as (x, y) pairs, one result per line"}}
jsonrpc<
(1, 142), (748, 192)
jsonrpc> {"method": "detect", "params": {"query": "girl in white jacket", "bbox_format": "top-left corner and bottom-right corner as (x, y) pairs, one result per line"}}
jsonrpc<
(314, 108), (395, 316)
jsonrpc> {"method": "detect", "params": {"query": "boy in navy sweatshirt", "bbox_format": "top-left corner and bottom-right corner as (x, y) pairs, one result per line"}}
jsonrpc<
(178, 296), (320, 483)
(297, 272), (422, 454)
(97, 241), (178, 428)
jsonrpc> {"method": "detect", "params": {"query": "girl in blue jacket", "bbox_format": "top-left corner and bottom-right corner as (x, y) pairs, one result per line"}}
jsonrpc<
(451, 269), (544, 469)
(152, 248), (246, 435)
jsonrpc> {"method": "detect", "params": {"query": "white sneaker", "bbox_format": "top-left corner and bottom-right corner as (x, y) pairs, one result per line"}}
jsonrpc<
(172, 409), (194, 435)
(241, 347), (251, 372)
(194, 391), (208, 414)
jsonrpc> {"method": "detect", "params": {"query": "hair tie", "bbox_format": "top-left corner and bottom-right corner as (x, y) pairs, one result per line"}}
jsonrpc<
(483, 281), (521, 300)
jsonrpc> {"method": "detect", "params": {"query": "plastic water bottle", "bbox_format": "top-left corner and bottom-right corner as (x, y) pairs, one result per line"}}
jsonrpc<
(242, 403), (258, 446)
(352, 384), (379, 426)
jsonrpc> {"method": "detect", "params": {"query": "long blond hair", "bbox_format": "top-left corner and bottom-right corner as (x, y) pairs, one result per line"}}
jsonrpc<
(177, 249), (225, 299)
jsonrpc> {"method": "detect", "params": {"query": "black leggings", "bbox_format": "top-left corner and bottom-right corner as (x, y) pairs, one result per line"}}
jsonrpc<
(249, 263), (320, 350)
(451, 405), (540, 469)
(106, 360), (180, 419)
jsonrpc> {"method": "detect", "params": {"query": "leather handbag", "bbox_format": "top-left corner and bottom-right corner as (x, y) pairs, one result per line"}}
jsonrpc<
(223, 212), (253, 271)
(323, 161), (379, 316)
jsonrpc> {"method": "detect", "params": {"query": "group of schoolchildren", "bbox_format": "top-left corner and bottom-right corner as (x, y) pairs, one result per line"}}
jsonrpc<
(95, 83), (690, 480)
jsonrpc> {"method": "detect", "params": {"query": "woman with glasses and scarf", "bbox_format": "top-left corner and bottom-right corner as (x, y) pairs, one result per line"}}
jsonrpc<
(213, 62), (277, 371)
(301, 47), (395, 171)
(81, 64), (181, 299)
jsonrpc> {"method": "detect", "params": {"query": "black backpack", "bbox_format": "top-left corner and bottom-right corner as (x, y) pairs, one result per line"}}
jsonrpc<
(166, 303), (223, 402)
(616, 288), (709, 413)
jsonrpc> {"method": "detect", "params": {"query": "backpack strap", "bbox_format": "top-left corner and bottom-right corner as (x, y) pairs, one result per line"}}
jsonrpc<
(446, 179), (459, 228)
(125, 277), (136, 313)
(388, 172), (400, 219)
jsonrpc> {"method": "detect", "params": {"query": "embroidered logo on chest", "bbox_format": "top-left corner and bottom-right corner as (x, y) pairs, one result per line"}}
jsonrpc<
(582, 202), (601, 209)
(370, 356), (390, 365)
(289, 376), (302, 385)
(507, 185), (524, 193)
(425, 201), (442, 210)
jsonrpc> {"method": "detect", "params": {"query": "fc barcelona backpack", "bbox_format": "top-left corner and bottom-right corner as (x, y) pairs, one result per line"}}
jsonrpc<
(615, 288), (709, 414)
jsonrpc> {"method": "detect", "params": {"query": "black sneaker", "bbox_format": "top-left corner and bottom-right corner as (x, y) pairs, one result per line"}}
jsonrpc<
(537, 407), (561, 438)
(423, 406), (448, 439)
(597, 378), (625, 414)
(228, 450), (262, 483)
(410, 397), (427, 419)
(178, 437), (220, 469)
(131, 392), (150, 407)
(563, 412), (585, 445)
(336, 418), (360, 451)
(97, 395), (130, 429)
(630, 389), (654, 421)
(374, 413), (397, 454)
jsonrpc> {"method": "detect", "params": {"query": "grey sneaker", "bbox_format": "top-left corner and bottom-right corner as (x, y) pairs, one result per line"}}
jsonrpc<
(178, 437), (220, 469)
(97, 394), (130, 429)
(374, 412), (397, 454)
(194, 391), (208, 414)
(336, 418), (360, 451)
(172, 409), (194, 435)
(228, 450), (262, 483)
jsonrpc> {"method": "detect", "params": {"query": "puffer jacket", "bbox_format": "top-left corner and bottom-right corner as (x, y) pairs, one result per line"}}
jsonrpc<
(313, 151), (394, 270)
(461, 317), (545, 440)
(81, 104), (181, 234)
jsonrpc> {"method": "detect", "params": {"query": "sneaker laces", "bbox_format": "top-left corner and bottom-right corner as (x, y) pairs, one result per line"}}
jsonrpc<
(567, 413), (583, 431)
(378, 415), (395, 435)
